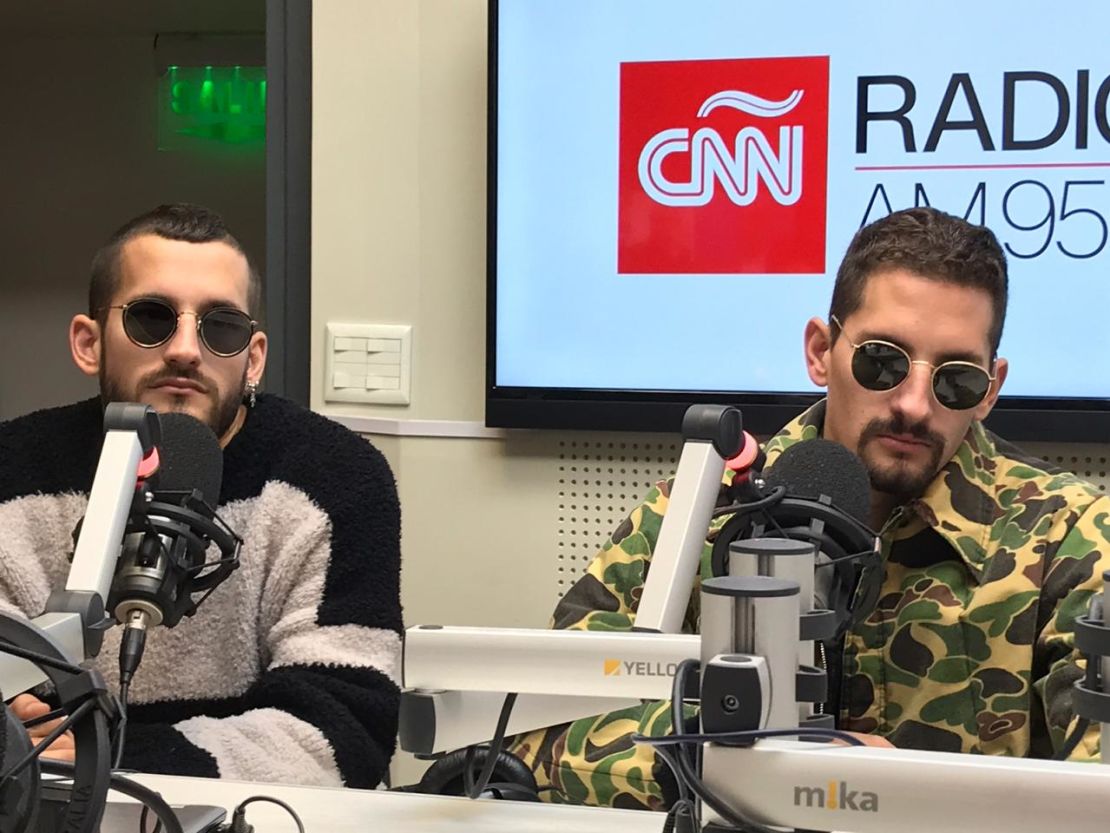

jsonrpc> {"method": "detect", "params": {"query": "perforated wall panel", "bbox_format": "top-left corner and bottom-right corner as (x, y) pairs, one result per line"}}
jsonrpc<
(554, 438), (1110, 599)
(556, 436), (679, 596)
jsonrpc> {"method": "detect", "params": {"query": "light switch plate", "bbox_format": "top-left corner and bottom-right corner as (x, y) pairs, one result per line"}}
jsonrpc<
(324, 323), (412, 404)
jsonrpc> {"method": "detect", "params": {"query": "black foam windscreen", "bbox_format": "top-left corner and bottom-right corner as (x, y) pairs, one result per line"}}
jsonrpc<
(764, 439), (871, 526)
(153, 412), (223, 506)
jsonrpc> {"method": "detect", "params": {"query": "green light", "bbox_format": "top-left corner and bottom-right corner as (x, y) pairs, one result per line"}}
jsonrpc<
(171, 80), (190, 114)
(158, 65), (266, 149)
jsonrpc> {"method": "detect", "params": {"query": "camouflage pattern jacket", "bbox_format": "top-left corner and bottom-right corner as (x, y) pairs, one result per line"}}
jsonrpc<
(508, 401), (1109, 810)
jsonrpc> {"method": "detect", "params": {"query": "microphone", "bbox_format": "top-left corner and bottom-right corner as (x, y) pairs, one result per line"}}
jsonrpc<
(147, 412), (224, 509)
(108, 412), (241, 687)
(710, 438), (880, 633)
(709, 438), (880, 726)
(0, 406), (241, 833)
(763, 439), (871, 529)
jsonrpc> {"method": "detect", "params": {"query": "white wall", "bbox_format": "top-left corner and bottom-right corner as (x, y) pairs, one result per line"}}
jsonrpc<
(312, 1), (488, 424)
(312, 1), (569, 786)
(0, 35), (265, 420)
(313, 0), (564, 631)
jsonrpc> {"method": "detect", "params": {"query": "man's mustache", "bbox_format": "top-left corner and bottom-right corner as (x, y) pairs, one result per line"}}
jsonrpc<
(139, 369), (212, 394)
(859, 415), (945, 449)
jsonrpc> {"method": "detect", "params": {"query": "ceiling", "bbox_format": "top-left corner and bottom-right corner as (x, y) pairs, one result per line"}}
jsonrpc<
(0, 0), (265, 37)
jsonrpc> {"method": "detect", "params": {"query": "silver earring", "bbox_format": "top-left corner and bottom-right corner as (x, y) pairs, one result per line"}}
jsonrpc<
(246, 380), (258, 408)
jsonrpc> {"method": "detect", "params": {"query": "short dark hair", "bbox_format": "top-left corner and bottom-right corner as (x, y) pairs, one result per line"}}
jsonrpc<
(829, 207), (1008, 354)
(89, 203), (263, 322)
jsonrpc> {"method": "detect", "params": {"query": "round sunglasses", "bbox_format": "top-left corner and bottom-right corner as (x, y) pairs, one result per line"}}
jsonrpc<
(104, 298), (258, 357)
(831, 315), (996, 411)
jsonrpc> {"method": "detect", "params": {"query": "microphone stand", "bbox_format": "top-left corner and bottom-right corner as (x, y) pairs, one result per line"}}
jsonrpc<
(0, 402), (240, 833)
(1072, 568), (1110, 763)
(0, 404), (157, 833)
(400, 404), (1110, 832)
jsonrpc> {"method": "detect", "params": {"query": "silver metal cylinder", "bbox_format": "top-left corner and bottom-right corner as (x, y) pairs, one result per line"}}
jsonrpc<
(729, 538), (817, 721)
(701, 576), (800, 729)
(729, 538), (816, 658)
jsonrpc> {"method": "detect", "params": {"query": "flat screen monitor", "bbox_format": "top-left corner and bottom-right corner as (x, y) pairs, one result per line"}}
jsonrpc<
(488, 0), (1110, 439)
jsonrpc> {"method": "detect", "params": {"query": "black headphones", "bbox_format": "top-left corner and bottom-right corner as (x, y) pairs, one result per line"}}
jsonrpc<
(0, 614), (114, 833)
(409, 747), (540, 802)
(708, 487), (883, 635)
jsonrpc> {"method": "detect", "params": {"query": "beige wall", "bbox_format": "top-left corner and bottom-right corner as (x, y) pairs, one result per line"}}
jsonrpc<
(0, 35), (265, 421)
(312, 0), (488, 424)
(313, 0), (560, 630)
(312, 1), (568, 786)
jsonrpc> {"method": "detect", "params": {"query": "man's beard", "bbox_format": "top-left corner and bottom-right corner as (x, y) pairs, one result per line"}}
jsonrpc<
(856, 414), (946, 501)
(99, 347), (246, 438)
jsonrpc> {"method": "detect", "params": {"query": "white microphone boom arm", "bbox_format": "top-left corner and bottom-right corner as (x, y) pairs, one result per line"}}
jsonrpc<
(1, 403), (159, 695)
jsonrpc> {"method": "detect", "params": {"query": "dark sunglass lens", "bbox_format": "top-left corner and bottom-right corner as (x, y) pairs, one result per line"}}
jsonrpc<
(852, 342), (910, 391)
(124, 300), (177, 346)
(201, 309), (253, 355)
(934, 365), (990, 410)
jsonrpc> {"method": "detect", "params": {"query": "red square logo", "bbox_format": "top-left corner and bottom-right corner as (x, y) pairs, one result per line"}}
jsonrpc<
(618, 56), (829, 274)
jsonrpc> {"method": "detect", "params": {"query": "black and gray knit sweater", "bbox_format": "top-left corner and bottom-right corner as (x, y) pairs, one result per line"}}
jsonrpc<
(0, 394), (402, 788)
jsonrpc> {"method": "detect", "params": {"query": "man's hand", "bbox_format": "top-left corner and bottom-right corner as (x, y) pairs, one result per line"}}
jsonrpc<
(8, 694), (76, 761)
(840, 731), (895, 749)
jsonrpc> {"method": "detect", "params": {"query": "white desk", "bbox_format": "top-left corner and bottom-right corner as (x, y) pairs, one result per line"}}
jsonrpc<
(126, 773), (667, 833)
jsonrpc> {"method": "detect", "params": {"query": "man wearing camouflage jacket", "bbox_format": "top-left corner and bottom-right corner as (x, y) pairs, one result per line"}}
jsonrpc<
(509, 207), (1109, 810)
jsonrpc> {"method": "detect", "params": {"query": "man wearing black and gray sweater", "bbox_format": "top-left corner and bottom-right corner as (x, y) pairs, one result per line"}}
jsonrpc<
(0, 204), (401, 788)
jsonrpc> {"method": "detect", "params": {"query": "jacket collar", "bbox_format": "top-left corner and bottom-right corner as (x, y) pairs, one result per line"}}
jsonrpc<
(762, 400), (998, 581)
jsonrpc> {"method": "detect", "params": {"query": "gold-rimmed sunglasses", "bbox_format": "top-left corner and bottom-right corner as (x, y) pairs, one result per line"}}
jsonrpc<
(103, 298), (257, 358)
(831, 315), (996, 411)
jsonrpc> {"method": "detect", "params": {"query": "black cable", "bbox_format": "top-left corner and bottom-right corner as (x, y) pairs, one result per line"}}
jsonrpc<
(226, 795), (306, 833)
(1, 698), (96, 781)
(478, 781), (550, 797)
(654, 744), (776, 833)
(646, 731), (867, 831)
(108, 771), (183, 833)
(636, 726), (867, 747)
(755, 500), (790, 539)
(466, 692), (518, 799)
(21, 706), (67, 730)
(462, 744), (476, 795)
(812, 548), (881, 571)
(710, 486), (788, 518)
(642, 655), (868, 832)
(652, 744), (694, 823)
(661, 797), (698, 833)
(114, 680), (130, 770)
(39, 760), (184, 833)
(1056, 650), (1098, 761)
(0, 639), (85, 674)
(652, 656), (779, 833)
(114, 616), (148, 774)
(669, 659), (697, 802)
(1055, 717), (1091, 761)
(140, 803), (163, 833)
(119, 624), (148, 689)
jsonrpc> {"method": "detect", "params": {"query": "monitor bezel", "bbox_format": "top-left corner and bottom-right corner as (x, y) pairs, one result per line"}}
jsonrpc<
(484, 0), (1110, 441)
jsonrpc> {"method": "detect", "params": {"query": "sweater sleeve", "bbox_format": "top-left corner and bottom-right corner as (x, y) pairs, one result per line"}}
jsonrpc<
(122, 432), (403, 788)
(1032, 495), (1110, 760)
(508, 479), (683, 810)
(549, 479), (673, 631)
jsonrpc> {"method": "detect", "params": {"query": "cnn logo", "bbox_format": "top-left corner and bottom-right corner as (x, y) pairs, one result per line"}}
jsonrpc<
(618, 56), (829, 274)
